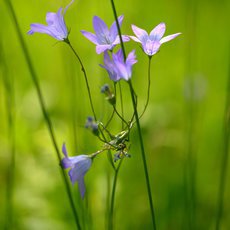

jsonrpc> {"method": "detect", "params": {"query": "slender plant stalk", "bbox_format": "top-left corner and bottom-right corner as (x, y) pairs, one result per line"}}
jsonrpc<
(128, 81), (157, 229)
(113, 105), (129, 127)
(105, 109), (115, 128)
(118, 81), (125, 129)
(4, 1), (81, 229)
(139, 56), (152, 119)
(65, 40), (97, 120)
(110, 1), (157, 229)
(108, 160), (123, 230)
(1, 47), (15, 230)
(215, 44), (230, 230)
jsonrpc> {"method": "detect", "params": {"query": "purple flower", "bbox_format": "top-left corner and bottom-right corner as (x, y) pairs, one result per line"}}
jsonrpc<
(81, 15), (130, 54)
(61, 143), (92, 198)
(100, 49), (137, 81)
(27, 1), (74, 41)
(130, 23), (181, 56)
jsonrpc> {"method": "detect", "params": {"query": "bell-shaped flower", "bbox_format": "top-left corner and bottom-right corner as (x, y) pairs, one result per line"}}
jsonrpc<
(130, 23), (181, 56)
(100, 49), (137, 81)
(61, 143), (92, 198)
(81, 15), (130, 54)
(27, 1), (74, 41)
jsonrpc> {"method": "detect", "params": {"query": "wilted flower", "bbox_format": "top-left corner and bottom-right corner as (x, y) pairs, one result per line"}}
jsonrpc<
(85, 116), (99, 136)
(81, 15), (130, 54)
(27, 1), (74, 41)
(101, 84), (116, 105)
(100, 84), (110, 94)
(130, 23), (181, 56)
(100, 49), (137, 81)
(61, 143), (92, 198)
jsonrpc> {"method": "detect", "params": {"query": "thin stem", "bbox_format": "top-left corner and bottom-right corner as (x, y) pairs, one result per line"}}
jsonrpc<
(113, 105), (129, 127)
(118, 81), (124, 129)
(65, 40), (97, 120)
(215, 44), (230, 230)
(108, 160), (123, 230)
(128, 81), (157, 229)
(110, 0), (126, 60)
(4, 1), (81, 229)
(105, 109), (115, 128)
(110, 1), (157, 228)
(139, 56), (152, 119)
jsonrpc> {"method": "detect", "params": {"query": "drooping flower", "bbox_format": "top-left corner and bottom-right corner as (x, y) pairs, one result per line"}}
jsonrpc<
(81, 15), (130, 54)
(27, 1), (74, 41)
(130, 23), (181, 56)
(61, 143), (92, 198)
(100, 49), (137, 81)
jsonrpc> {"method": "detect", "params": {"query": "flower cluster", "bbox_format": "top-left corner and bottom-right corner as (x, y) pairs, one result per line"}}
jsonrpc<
(28, 1), (181, 198)
(28, 5), (181, 81)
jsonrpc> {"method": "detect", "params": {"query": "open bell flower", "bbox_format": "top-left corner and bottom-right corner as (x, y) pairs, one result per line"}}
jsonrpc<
(130, 23), (181, 56)
(100, 49), (137, 81)
(61, 143), (92, 198)
(27, 1), (74, 41)
(81, 15), (130, 54)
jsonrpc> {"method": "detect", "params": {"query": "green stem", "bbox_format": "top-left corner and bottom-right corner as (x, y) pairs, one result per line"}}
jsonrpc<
(105, 109), (115, 128)
(128, 81), (157, 230)
(118, 81), (125, 129)
(4, 1), (81, 229)
(65, 40), (97, 120)
(215, 44), (230, 230)
(139, 56), (152, 119)
(110, 1), (157, 228)
(108, 160), (123, 230)
(113, 105), (129, 127)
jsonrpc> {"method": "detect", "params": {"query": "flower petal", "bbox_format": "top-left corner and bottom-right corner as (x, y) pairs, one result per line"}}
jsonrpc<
(143, 40), (161, 56)
(62, 157), (74, 169)
(45, 9), (68, 39)
(28, 24), (60, 40)
(28, 7), (68, 40)
(77, 177), (86, 198)
(100, 52), (121, 82)
(62, 143), (68, 157)
(81, 30), (99, 45)
(160, 32), (181, 44)
(109, 15), (124, 40)
(129, 35), (141, 43)
(114, 61), (129, 81)
(113, 50), (137, 81)
(93, 16), (109, 43)
(131, 24), (148, 43)
(149, 22), (166, 41)
(126, 50), (137, 66)
(113, 35), (130, 45)
(96, 44), (112, 54)
(68, 156), (92, 184)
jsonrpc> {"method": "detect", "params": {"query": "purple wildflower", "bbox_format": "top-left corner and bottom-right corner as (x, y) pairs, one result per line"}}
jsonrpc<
(27, 1), (74, 41)
(100, 49), (137, 81)
(61, 143), (92, 198)
(130, 23), (181, 56)
(81, 15), (130, 54)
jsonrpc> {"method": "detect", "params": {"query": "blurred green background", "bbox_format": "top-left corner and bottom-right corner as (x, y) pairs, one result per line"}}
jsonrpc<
(1, 0), (230, 229)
